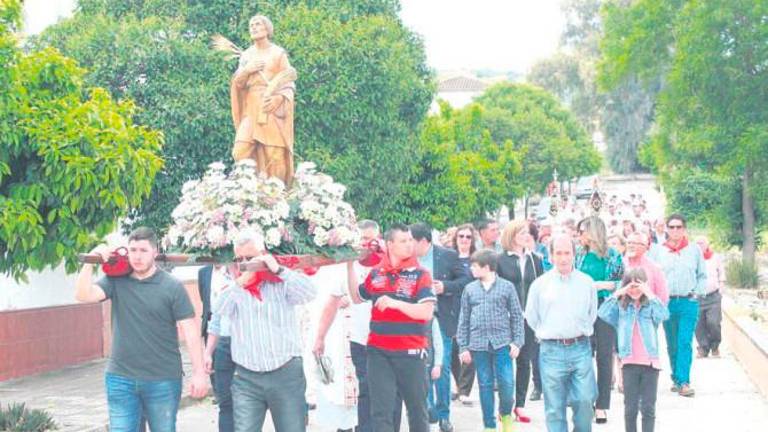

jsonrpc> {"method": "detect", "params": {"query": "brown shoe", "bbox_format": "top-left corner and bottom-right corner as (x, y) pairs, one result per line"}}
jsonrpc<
(679, 384), (695, 397)
(712, 349), (721, 357)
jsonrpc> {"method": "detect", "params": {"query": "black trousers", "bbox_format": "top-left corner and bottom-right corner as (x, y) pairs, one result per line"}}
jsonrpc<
(622, 364), (659, 432)
(515, 322), (541, 407)
(367, 349), (429, 432)
(594, 311), (616, 410)
(450, 337), (475, 397)
(695, 291), (722, 355)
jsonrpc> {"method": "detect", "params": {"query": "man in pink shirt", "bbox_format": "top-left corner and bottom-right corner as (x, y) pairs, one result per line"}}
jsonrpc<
(625, 232), (669, 304)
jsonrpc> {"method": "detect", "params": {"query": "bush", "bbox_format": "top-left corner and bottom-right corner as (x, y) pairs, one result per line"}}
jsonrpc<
(0, 402), (57, 431)
(725, 257), (761, 290)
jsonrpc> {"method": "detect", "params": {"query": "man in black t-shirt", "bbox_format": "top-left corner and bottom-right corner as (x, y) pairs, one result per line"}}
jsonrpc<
(75, 227), (208, 432)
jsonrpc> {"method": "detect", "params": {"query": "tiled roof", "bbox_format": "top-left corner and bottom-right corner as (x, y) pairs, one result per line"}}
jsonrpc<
(438, 76), (488, 92)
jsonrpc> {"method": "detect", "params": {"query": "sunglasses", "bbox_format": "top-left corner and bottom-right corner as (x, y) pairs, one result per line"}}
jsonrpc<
(234, 255), (257, 263)
(457, 234), (473, 239)
(667, 225), (685, 230)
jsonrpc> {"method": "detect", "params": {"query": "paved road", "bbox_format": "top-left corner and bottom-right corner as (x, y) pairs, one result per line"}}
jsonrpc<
(1, 303), (766, 431)
(177, 333), (768, 431)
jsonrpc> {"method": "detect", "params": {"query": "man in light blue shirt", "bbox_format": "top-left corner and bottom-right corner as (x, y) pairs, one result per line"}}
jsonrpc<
(647, 214), (706, 397)
(525, 234), (598, 432)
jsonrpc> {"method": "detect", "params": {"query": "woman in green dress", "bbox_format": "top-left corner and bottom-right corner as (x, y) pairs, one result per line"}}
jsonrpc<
(576, 216), (624, 424)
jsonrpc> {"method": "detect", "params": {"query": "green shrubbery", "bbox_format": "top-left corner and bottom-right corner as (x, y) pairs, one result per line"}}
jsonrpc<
(725, 257), (761, 290)
(0, 402), (57, 431)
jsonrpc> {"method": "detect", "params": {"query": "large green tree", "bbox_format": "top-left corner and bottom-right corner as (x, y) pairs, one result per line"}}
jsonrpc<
(528, 0), (659, 174)
(475, 83), (602, 196)
(0, 0), (163, 280)
(599, 0), (768, 260)
(401, 101), (523, 227)
(39, 0), (433, 230)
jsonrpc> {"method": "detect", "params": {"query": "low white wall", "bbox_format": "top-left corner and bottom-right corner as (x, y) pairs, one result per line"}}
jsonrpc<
(0, 265), (78, 311)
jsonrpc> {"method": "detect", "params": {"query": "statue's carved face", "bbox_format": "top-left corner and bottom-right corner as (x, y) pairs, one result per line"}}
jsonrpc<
(249, 18), (269, 41)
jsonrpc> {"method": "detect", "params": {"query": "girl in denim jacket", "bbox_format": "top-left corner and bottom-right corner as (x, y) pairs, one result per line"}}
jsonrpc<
(598, 268), (669, 432)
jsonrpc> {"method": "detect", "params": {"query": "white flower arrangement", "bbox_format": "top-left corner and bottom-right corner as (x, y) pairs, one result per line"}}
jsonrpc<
(165, 160), (359, 258)
(289, 162), (360, 249)
(165, 160), (289, 256)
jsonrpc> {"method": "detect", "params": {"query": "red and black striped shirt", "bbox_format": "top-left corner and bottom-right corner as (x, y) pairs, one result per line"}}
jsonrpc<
(359, 266), (436, 352)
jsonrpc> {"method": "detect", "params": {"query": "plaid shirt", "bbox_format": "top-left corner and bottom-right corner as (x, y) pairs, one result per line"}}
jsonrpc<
(457, 276), (525, 352)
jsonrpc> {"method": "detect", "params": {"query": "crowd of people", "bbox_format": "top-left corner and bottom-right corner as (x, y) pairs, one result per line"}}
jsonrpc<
(74, 192), (727, 432)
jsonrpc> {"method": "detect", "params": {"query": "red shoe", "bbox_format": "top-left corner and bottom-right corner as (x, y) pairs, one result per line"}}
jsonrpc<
(514, 407), (531, 423)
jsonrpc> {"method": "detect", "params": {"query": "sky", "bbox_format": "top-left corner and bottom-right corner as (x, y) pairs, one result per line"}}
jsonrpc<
(23, 0), (565, 73)
(400, 0), (565, 74)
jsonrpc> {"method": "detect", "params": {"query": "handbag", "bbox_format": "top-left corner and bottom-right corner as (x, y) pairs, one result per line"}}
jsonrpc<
(314, 353), (334, 385)
(102, 247), (132, 277)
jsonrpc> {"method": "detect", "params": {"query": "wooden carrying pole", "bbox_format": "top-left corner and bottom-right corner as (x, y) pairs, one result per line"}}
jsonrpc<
(77, 252), (368, 272)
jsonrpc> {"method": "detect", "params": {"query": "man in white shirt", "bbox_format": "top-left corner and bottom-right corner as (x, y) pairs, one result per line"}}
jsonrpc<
(525, 234), (598, 432)
(313, 220), (379, 432)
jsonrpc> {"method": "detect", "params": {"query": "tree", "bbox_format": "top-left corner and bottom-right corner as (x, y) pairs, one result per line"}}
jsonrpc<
(0, 0), (163, 280)
(528, 0), (658, 174)
(38, 0), (433, 230)
(400, 101), (522, 227)
(474, 83), (602, 196)
(599, 0), (768, 260)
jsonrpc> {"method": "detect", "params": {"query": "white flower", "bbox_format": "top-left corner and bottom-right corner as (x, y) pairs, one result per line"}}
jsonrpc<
(313, 227), (329, 247)
(208, 161), (226, 170)
(206, 225), (226, 246)
(265, 227), (282, 248)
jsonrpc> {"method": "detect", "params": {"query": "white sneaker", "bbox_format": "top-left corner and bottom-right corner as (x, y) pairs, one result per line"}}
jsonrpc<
(458, 395), (473, 406)
(429, 422), (439, 432)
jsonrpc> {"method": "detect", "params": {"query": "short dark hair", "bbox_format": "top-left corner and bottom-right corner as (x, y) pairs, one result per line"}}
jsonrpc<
(128, 227), (158, 249)
(384, 223), (410, 242)
(666, 213), (686, 227)
(470, 249), (498, 272)
(476, 218), (498, 232)
(358, 219), (380, 232)
(528, 222), (540, 242)
(409, 222), (432, 243)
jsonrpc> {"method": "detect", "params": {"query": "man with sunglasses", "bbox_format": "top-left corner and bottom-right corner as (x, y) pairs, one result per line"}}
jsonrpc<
(205, 230), (317, 431)
(648, 214), (706, 398)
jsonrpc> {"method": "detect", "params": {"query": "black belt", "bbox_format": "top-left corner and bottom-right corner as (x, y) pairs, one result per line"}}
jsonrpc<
(540, 336), (588, 346)
(670, 293), (696, 299)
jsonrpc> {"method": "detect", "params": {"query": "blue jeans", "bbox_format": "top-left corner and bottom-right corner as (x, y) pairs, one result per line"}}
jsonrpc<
(434, 330), (453, 421)
(663, 297), (699, 386)
(471, 345), (515, 428)
(213, 337), (235, 432)
(539, 339), (596, 432)
(231, 358), (307, 432)
(105, 373), (182, 432)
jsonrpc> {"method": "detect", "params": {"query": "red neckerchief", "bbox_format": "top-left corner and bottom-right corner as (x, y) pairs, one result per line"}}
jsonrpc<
(380, 253), (418, 275)
(243, 271), (282, 301)
(664, 237), (689, 255)
(702, 247), (714, 260)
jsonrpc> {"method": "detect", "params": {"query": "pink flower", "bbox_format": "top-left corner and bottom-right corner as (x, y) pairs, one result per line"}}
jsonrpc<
(327, 228), (343, 246)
